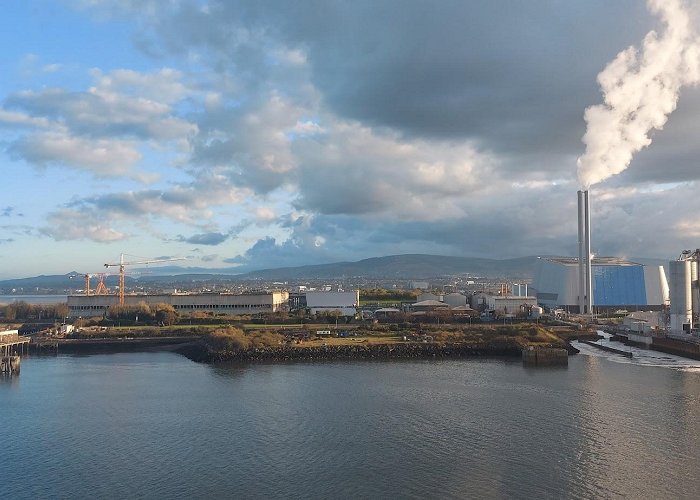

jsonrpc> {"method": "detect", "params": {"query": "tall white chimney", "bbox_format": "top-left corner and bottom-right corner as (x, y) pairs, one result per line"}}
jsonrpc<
(577, 191), (586, 313)
(584, 190), (593, 315)
(577, 190), (593, 315)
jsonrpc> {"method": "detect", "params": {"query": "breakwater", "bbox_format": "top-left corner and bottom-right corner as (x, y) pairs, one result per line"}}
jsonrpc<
(177, 341), (531, 363)
(33, 336), (201, 354)
(580, 339), (633, 357)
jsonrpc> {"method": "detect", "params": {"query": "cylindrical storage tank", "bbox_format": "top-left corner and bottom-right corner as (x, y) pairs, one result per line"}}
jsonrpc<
(531, 306), (543, 319)
(670, 260), (692, 334)
(659, 265), (670, 306)
(692, 261), (700, 322)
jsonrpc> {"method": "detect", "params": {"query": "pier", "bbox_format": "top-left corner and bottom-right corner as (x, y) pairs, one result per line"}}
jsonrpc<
(1, 329), (30, 374)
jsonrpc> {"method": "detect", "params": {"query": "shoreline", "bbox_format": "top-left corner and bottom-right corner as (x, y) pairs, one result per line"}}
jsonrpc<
(23, 324), (583, 363)
(175, 340), (570, 364)
(31, 336), (200, 354)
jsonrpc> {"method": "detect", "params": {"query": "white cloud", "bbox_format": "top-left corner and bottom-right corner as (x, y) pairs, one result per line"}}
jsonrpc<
(89, 67), (188, 104)
(1, 68), (197, 177)
(41, 209), (128, 242)
(42, 63), (61, 73)
(0, 110), (50, 128)
(255, 206), (276, 222)
(293, 120), (495, 220)
(8, 131), (141, 175)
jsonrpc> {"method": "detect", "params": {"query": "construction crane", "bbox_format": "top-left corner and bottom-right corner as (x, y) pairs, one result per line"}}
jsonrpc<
(104, 253), (185, 305)
(70, 272), (110, 296)
(92, 273), (109, 295)
(85, 273), (110, 296)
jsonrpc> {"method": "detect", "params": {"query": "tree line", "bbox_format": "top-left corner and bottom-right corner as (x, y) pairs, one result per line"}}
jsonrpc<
(0, 301), (70, 321)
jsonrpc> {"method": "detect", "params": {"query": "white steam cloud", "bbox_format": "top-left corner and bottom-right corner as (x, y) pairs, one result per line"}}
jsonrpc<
(577, 0), (700, 188)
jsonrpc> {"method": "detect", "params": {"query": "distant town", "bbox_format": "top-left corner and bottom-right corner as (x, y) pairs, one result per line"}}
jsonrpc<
(2, 250), (700, 367)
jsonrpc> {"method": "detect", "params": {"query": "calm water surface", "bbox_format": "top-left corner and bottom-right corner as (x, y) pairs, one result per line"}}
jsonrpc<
(0, 294), (67, 305)
(3, 350), (700, 499)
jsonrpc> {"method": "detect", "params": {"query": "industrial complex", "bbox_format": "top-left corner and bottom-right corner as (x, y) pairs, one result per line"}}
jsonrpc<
(531, 256), (668, 312)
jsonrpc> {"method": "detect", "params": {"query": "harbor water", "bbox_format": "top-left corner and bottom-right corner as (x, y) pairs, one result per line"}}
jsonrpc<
(0, 294), (67, 305)
(3, 350), (700, 499)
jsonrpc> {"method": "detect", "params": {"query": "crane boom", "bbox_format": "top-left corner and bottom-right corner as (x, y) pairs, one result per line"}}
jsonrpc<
(104, 253), (185, 305)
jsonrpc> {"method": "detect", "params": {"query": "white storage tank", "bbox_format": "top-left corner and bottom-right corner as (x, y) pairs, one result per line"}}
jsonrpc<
(670, 260), (692, 334)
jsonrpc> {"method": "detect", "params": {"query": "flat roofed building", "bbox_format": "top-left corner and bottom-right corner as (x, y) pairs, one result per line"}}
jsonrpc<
(443, 293), (467, 308)
(67, 291), (289, 318)
(486, 296), (537, 314)
(532, 256), (669, 312)
(0, 330), (20, 342)
(304, 290), (360, 317)
(411, 299), (450, 312)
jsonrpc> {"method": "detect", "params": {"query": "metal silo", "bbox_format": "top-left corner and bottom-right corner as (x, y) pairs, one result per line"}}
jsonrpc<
(692, 260), (700, 323)
(670, 259), (692, 334)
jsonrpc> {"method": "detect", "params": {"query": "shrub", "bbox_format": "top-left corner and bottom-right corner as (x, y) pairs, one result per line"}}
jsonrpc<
(204, 327), (283, 352)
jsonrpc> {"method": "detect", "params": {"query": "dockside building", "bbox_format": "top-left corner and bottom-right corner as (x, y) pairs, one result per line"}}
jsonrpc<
(67, 291), (289, 318)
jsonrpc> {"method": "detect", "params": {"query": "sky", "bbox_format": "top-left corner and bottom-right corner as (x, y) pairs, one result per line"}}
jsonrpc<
(2, 0), (700, 279)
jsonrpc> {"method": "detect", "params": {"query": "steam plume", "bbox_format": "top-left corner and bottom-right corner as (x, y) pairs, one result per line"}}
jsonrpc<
(577, 0), (700, 188)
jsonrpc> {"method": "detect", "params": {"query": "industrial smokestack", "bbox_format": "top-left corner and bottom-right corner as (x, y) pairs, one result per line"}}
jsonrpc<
(584, 190), (593, 315)
(577, 190), (593, 315)
(577, 191), (586, 313)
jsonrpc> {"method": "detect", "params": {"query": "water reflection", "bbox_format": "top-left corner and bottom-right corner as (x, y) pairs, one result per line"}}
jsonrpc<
(4, 352), (700, 498)
(210, 362), (250, 379)
(0, 372), (20, 385)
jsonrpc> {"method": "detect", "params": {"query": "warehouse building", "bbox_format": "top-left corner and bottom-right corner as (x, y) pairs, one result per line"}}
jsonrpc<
(67, 291), (289, 318)
(486, 295), (538, 315)
(531, 257), (669, 312)
(303, 290), (360, 317)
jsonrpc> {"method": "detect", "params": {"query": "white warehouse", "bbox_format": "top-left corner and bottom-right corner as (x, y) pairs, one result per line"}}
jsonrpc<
(304, 291), (360, 317)
(67, 291), (290, 318)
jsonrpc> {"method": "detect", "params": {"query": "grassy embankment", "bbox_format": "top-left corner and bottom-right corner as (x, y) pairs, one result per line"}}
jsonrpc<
(180, 323), (573, 363)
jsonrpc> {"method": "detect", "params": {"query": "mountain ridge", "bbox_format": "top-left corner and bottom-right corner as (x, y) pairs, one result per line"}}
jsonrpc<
(0, 253), (670, 289)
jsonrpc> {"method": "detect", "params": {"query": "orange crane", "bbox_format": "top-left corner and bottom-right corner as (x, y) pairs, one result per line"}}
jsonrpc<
(70, 272), (111, 296)
(104, 253), (185, 305)
(93, 273), (109, 295)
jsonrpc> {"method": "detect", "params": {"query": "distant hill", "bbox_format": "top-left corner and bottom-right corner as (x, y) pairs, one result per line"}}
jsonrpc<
(0, 273), (86, 291)
(0, 254), (671, 290)
(236, 254), (541, 280)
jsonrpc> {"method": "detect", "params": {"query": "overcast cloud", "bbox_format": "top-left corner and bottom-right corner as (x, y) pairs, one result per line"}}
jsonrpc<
(0, 0), (699, 277)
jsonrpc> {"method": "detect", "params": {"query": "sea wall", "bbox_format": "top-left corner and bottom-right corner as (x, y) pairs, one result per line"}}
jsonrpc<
(521, 347), (569, 366)
(651, 337), (700, 361)
(176, 341), (526, 364)
(32, 336), (201, 354)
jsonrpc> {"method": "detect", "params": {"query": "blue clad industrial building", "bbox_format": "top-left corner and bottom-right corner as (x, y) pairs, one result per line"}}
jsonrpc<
(531, 257), (668, 312)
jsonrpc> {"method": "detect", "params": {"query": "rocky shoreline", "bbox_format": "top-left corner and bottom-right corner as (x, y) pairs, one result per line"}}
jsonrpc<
(175, 340), (533, 363)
